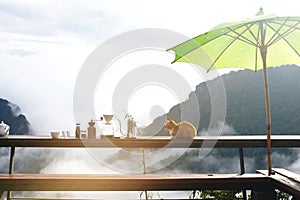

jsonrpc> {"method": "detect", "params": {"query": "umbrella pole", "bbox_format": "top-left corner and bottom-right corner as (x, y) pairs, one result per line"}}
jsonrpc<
(261, 47), (272, 176)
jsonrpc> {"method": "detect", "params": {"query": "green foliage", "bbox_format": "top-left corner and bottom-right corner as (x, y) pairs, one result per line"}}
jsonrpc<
(189, 189), (292, 199)
(125, 114), (162, 200)
(275, 189), (291, 200)
(190, 190), (242, 199)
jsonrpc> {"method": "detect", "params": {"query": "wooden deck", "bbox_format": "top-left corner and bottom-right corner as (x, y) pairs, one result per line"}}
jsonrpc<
(0, 173), (270, 191)
(257, 168), (300, 197)
(1, 172), (299, 199)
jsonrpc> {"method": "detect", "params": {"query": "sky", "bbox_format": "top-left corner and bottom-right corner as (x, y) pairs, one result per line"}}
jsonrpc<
(1, 0), (300, 133)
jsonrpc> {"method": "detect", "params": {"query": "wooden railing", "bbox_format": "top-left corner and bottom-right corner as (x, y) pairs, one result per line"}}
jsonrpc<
(1, 135), (300, 199)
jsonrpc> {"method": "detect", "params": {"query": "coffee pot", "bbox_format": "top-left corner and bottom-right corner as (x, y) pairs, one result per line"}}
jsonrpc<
(101, 114), (121, 138)
(0, 121), (10, 137)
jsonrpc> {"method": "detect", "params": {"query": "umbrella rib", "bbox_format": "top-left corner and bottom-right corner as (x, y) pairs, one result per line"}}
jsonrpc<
(169, 24), (251, 63)
(266, 20), (300, 46)
(168, 25), (245, 62)
(277, 34), (300, 57)
(207, 26), (252, 71)
(265, 18), (289, 46)
(270, 27), (297, 46)
(271, 20), (300, 31)
(245, 23), (261, 47)
(267, 28), (300, 57)
(266, 23), (300, 57)
(267, 21), (300, 45)
(226, 23), (258, 47)
(207, 39), (235, 71)
(242, 23), (261, 71)
(225, 33), (254, 46)
(255, 28), (260, 71)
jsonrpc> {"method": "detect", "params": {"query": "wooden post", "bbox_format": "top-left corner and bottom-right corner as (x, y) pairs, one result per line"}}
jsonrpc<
(239, 147), (245, 175)
(0, 191), (5, 200)
(263, 60), (272, 176)
(239, 147), (247, 200)
(259, 21), (272, 176)
(7, 147), (15, 200)
(9, 147), (15, 174)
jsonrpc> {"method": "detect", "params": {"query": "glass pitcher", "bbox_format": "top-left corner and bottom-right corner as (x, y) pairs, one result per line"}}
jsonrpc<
(101, 114), (121, 138)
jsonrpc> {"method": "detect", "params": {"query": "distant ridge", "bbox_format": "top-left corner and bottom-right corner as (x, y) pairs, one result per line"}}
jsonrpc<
(143, 65), (300, 136)
(0, 98), (31, 135)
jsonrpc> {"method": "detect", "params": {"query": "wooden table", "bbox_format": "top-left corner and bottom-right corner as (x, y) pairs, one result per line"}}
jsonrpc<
(1, 135), (300, 200)
(2, 135), (300, 176)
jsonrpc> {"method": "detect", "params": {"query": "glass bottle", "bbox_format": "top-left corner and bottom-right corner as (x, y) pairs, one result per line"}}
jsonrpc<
(75, 123), (81, 139)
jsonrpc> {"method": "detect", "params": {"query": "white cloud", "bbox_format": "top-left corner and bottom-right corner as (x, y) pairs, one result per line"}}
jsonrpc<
(0, 1), (123, 42)
(285, 150), (300, 174)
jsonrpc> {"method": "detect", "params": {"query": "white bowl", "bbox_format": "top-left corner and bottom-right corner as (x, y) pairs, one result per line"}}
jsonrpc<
(50, 131), (60, 139)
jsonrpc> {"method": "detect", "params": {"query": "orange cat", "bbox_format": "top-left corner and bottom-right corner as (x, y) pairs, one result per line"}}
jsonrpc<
(164, 120), (197, 139)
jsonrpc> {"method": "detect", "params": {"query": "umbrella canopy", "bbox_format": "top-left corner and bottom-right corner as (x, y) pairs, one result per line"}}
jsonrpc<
(170, 9), (300, 71)
(169, 8), (300, 176)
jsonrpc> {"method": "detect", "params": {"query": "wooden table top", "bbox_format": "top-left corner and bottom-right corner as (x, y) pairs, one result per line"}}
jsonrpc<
(0, 135), (300, 148)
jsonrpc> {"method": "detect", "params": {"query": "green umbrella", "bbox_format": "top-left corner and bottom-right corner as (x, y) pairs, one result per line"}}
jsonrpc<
(168, 8), (300, 176)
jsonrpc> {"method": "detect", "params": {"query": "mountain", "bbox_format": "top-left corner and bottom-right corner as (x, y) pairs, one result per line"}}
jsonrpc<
(143, 65), (300, 136)
(0, 99), (56, 175)
(139, 65), (300, 173)
(0, 98), (31, 135)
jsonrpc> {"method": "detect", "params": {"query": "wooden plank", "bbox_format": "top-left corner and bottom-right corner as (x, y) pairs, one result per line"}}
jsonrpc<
(1, 135), (300, 148)
(0, 174), (271, 191)
(272, 168), (300, 183)
(257, 170), (300, 197)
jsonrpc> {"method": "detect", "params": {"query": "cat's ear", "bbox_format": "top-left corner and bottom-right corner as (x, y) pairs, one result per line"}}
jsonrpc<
(164, 120), (169, 126)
